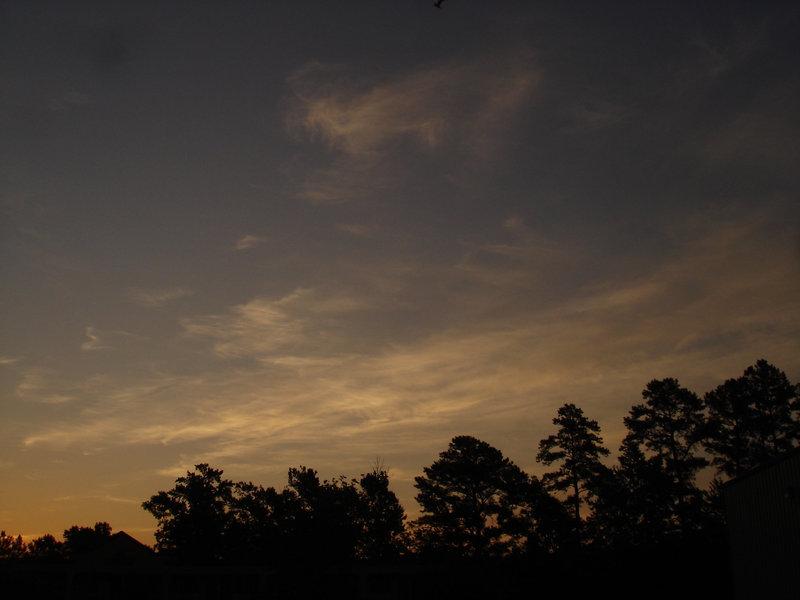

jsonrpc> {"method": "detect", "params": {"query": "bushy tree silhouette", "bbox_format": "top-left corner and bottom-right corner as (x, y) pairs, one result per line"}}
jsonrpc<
(0, 531), (26, 559)
(414, 435), (529, 557)
(356, 466), (406, 559)
(590, 436), (677, 547)
(144, 462), (406, 564)
(227, 480), (296, 563)
(142, 463), (235, 562)
(26, 534), (64, 560)
(704, 359), (800, 478)
(282, 466), (365, 562)
(623, 378), (707, 532)
(519, 475), (572, 555)
(63, 522), (112, 556)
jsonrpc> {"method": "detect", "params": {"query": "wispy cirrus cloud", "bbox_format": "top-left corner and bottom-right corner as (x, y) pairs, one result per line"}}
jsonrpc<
(287, 48), (540, 202)
(336, 223), (379, 237)
(80, 325), (136, 351)
(17, 207), (799, 492)
(181, 287), (371, 362)
(55, 494), (140, 505)
(234, 234), (267, 250)
(181, 293), (308, 360)
(14, 368), (76, 404)
(129, 287), (194, 308)
(81, 326), (109, 351)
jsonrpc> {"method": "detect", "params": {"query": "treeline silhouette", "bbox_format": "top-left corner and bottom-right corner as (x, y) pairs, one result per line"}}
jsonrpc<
(0, 522), (113, 561)
(3, 359), (798, 598)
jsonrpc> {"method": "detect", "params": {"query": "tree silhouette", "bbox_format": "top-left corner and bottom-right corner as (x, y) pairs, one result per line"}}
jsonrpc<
(0, 531), (26, 559)
(26, 534), (64, 560)
(414, 435), (529, 557)
(623, 378), (707, 532)
(704, 359), (800, 478)
(519, 475), (572, 555)
(356, 466), (406, 559)
(143, 461), (406, 564)
(282, 465), (365, 562)
(226, 480), (288, 562)
(536, 403), (610, 536)
(590, 436), (677, 547)
(279, 464), (406, 562)
(142, 463), (235, 562)
(63, 521), (112, 556)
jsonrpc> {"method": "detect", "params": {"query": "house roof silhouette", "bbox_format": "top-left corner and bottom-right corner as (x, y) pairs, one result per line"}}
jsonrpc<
(74, 531), (155, 566)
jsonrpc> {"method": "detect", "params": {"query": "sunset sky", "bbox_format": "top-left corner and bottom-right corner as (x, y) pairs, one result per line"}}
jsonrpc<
(2, 1), (799, 544)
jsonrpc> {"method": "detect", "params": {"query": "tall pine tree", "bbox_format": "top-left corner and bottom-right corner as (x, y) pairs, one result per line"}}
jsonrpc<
(536, 403), (610, 536)
(623, 378), (707, 532)
(704, 359), (800, 478)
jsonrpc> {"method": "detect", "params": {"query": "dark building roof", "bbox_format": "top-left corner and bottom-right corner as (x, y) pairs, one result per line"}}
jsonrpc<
(74, 531), (155, 566)
(722, 446), (800, 600)
(721, 445), (800, 488)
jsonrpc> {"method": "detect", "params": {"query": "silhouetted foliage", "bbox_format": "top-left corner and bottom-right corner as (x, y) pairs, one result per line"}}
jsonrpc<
(703, 359), (800, 478)
(536, 403), (610, 538)
(282, 466), (365, 562)
(15, 360), (788, 595)
(0, 531), (26, 560)
(143, 461), (405, 564)
(590, 436), (679, 547)
(226, 480), (289, 562)
(26, 534), (64, 560)
(63, 521), (112, 556)
(356, 466), (406, 559)
(240, 464), (404, 563)
(518, 475), (573, 555)
(142, 463), (235, 562)
(414, 435), (529, 557)
(622, 378), (708, 532)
